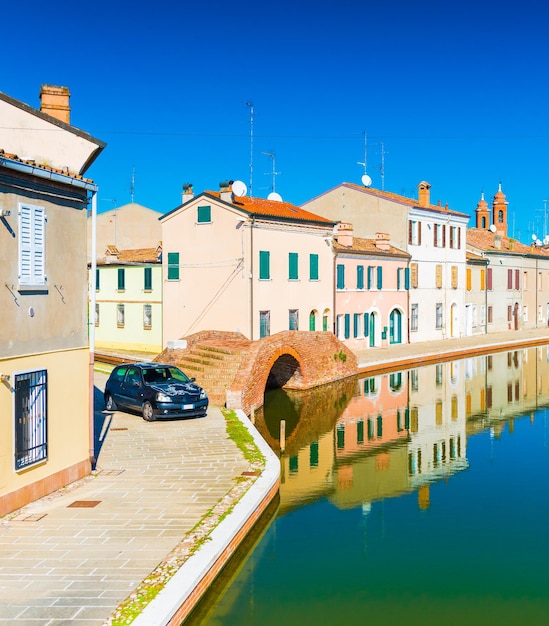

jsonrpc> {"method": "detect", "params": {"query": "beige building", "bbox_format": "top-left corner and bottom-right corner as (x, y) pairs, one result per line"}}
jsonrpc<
(87, 202), (162, 262)
(160, 182), (336, 345)
(0, 86), (104, 515)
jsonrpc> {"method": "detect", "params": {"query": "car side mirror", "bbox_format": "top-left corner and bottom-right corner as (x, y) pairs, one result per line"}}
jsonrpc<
(190, 377), (196, 382)
(133, 380), (141, 387)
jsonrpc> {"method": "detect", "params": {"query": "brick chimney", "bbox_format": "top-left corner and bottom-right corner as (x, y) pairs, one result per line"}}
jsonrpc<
(39, 85), (70, 124)
(182, 183), (194, 204)
(494, 234), (502, 250)
(219, 180), (234, 203)
(418, 181), (431, 207)
(337, 222), (354, 247)
(375, 232), (391, 251)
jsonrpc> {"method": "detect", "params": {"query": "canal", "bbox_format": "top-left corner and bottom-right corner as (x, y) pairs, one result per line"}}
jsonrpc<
(188, 346), (549, 625)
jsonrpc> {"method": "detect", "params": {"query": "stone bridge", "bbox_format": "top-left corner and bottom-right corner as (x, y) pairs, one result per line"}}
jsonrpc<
(156, 330), (357, 415)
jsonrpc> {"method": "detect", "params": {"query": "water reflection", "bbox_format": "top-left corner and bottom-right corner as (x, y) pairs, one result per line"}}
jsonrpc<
(253, 346), (549, 515)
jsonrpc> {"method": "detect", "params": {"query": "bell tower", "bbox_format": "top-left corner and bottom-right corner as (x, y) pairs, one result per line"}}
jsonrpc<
(492, 183), (508, 237)
(475, 192), (490, 230)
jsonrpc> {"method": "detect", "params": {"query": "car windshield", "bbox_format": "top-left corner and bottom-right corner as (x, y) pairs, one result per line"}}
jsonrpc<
(143, 367), (190, 384)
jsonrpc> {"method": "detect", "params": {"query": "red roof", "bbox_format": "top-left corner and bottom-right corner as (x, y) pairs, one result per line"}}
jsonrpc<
(467, 229), (549, 255)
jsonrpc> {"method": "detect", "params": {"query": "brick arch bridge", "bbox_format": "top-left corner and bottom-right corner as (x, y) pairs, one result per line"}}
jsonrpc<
(157, 330), (357, 415)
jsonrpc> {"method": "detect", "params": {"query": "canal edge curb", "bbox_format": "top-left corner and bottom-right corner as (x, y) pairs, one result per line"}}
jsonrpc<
(130, 409), (281, 626)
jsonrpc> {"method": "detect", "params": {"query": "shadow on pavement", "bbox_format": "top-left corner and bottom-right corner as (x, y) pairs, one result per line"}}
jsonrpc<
(93, 383), (113, 469)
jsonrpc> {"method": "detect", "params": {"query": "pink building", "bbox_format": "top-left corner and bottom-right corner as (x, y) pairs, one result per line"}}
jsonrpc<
(334, 224), (410, 349)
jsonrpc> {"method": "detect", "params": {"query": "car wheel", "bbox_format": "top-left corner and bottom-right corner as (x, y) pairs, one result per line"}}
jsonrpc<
(105, 393), (117, 411)
(142, 401), (155, 422)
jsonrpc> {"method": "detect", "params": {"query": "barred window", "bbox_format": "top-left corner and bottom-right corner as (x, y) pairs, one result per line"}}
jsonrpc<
(15, 370), (48, 470)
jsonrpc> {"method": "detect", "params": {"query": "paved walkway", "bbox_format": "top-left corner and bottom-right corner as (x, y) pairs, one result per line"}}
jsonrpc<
(0, 373), (249, 625)
(2, 329), (549, 625)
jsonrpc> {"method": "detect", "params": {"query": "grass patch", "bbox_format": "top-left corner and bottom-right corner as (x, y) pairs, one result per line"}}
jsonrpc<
(222, 408), (265, 466)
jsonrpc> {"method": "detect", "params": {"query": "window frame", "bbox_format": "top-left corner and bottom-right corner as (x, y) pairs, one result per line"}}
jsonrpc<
(18, 203), (47, 289)
(197, 205), (211, 223)
(167, 252), (180, 280)
(14, 369), (48, 470)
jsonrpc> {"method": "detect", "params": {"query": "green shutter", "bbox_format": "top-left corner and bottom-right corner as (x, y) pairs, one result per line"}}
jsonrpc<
(357, 420), (364, 444)
(344, 313), (350, 339)
(377, 266), (383, 289)
(197, 205), (211, 223)
(336, 425), (345, 449)
(357, 265), (364, 289)
(117, 268), (125, 291)
(397, 268), (401, 290)
(309, 254), (319, 280)
(144, 267), (152, 291)
(377, 415), (383, 437)
(259, 251), (270, 280)
(367, 266), (372, 290)
(363, 312), (369, 336)
(289, 252), (298, 280)
(310, 441), (319, 467)
(167, 253), (180, 280)
(96, 268), (100, 291)
(353, 313), (359, 338)
(405, 267), (410, 290)
(337, 264), (345, 289)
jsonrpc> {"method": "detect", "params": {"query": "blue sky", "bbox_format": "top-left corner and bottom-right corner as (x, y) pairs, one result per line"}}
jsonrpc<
(4, 0), (549, 241)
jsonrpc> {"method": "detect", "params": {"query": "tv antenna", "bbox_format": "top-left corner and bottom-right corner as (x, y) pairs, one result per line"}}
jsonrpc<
(261, 151), (280, 193)
(357, 130), (368, 174)
(245, 102), (255, 196)
(378, 142), (387, 191)
(129, 167), (135, 203)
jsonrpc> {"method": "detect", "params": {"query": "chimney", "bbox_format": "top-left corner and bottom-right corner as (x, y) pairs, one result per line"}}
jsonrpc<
(494, 234), (502, 250)
(182, 183), (194, 204)
(418, 181), (431, 207)
(375, 232), (391, 251)
(219, 180), (234, 203)
(39, 85), (70, 124)
(337, 222), (354, 247)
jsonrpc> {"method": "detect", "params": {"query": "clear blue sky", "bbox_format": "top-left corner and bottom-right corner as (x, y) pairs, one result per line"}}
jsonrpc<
(4, 0), (549, 242)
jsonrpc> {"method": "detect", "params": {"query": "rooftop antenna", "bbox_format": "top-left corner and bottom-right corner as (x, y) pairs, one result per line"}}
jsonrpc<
(245, 102), (255, 196)
(129, 167), (135, 203)
(378, 142), (387, 191)
(261, 151), (280, 193)
(357, 130), (368, 174)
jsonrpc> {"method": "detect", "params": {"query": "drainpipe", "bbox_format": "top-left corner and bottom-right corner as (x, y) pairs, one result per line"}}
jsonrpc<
(484, 259), (489, 334)
(89, 190), (97, 469)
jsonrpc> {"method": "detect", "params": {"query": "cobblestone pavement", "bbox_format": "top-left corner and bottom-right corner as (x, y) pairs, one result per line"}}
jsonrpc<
(0, 372), (248, 625)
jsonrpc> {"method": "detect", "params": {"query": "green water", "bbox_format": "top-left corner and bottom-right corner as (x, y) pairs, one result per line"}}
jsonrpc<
(190, 347), (549, 626)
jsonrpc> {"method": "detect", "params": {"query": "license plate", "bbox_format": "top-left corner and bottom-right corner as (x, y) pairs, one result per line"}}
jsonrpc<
(183, 404), (194, 410)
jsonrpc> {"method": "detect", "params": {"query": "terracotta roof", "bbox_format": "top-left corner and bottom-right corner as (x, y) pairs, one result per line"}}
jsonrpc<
(466, 250), (487, 263)
(335, 183), (469, 219)
(98, 246), (162, 265)
(467, 229), (549, 256)
(206, 191), (336, 225)
(333, 237), (410, 258)
(0, 150), (93, 183)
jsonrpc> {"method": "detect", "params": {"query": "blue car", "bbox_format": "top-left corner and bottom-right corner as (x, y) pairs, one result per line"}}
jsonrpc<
(104, 362), (208, 421)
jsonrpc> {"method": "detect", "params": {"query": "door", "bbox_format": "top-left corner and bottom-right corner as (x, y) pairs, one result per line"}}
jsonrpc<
(389, 309), (402, 344)
(369, 313), (376, 347)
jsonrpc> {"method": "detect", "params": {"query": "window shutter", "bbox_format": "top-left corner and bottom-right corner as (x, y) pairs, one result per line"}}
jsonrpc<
(289, 252), (298, 280)
(19, 204), (46, 285)
(458, 227), (461, 249)
(515, 269), (520, 290)
(404, 267), (410, 290)
(363, 312), (369, 336)
(487, 267), (493, 290)
(408, 221), (413, 245)
(507, 269), (513, 289)
(167, 252), (180, 280)
(259, 251), (270, 280)
(357, 265), (364, 290)
(452, 265), (458, 289)
(337, 264), (345, 289)
(367, 266), (373, 290)
(353, 313), (359, 338)
(309, 254), (319, 280)
(117, 268), (125, 291)
(344, 313), (350, 339)
(436, 264), (442, 288)
(377, 265), (383, 289)
(96, 268), (100, 291)
(480, 269), (486, 290)
(466, 268), (471, 291)
(442, 224), (446, 248)
(397, 268), (401, 290)
(433, 224), (437, 247)
(411, 263), (418, 288)
(144, 267), (152, 291)
(418, 221), (422, 245)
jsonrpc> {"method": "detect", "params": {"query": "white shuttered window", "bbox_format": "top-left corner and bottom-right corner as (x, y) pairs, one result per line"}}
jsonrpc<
(18, 204), (46, 286)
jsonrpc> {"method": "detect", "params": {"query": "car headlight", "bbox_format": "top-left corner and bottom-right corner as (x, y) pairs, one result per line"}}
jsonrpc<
(156, 392), (172, 402)
(200, 389), (207, 400)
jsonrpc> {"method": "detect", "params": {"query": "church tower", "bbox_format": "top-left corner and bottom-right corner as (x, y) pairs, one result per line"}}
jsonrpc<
(492, 183), (508, 237)
(475, 192), (490, 230)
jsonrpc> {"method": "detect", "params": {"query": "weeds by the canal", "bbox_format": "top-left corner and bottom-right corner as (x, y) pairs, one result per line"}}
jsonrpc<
(107, 409), (265, 626)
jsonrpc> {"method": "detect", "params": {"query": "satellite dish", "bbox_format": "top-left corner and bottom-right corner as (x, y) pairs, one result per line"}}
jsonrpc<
(489, 224), (497, 233)
(232, 180), (247, 197)
(361, 174), (372, 187)
(267, 192), (283, 202)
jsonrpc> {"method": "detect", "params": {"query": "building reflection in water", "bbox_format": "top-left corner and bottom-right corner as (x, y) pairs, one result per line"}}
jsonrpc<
(253, 345), (549, 516)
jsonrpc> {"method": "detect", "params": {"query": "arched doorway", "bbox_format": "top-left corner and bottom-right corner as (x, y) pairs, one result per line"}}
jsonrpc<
(322, 308), (330, 332)
(369, 312), (377, 347)
(389, 309), (402, 344)
(309, 309), (318, 331)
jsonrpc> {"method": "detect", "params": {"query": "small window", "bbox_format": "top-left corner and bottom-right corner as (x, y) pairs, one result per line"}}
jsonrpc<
(289, 309), (299, 330)
(14, 370), (48, 470)
(117, 268), (125, 291)
(411, 303), (419, 331)
(436, 303), (443, 329)
(143, 304), (152, 329)
(197, 205), (211, 223)
(144, 267), (152, 291)
(259, 251), (270, 280)
(260, 310), (270, 338)
(95, 303), (100, 327)
(167, 252), (180, 280)
(117, 303), (125, 328)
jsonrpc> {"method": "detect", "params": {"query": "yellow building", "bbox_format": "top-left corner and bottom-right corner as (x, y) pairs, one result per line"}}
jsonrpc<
(0, 86), (104, 515)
